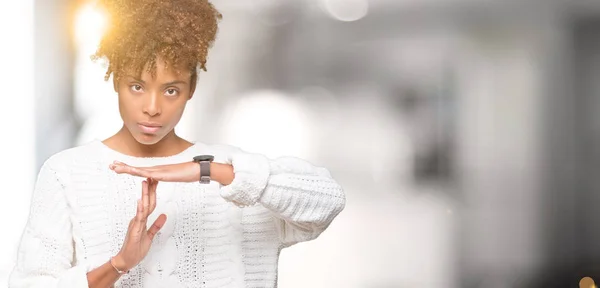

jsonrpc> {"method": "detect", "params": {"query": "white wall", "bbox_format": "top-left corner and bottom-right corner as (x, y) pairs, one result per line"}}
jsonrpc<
(0, 0), (36, 285)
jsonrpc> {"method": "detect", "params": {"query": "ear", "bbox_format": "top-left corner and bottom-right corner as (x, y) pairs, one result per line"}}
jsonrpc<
(189, 70), (197, 100)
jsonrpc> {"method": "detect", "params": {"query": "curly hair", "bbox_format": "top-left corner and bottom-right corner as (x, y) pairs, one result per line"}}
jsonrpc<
(92, 0), (222, 81)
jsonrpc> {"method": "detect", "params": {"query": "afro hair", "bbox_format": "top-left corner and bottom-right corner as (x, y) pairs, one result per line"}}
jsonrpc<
(92, 0), (222, 81)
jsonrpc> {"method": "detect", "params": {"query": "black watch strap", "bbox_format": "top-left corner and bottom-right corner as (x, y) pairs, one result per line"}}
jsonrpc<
(200, 161), (211, 184)
(194, 155), (214, 184)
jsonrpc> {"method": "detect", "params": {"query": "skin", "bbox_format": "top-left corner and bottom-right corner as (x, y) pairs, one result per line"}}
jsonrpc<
(103, 57), (196, 157)
(86, 57), (234, 287)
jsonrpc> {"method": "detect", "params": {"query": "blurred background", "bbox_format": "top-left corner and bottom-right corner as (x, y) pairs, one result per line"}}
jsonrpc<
(5, 0), (600, 287)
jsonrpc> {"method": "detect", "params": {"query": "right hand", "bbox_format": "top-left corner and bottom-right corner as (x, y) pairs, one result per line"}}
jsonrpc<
(113, 178), (166, 272)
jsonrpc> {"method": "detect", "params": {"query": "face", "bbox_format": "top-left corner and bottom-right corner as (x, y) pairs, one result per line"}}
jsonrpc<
(115, 57), (196, 145)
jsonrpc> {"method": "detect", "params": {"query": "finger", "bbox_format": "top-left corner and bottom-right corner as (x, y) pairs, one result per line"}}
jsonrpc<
(110, 163), (152, 178)
(151, 177), (159, 191)
(109, 162), (130, 171)
(135, 199), (143, 222)
(149, 177), (159, 188)
(147, 214), (167, 241)
(112, 161), (161, 171)
(109, 163), (127, 173)
(142, 180), (150, 219)
(148, 178), (157, 214)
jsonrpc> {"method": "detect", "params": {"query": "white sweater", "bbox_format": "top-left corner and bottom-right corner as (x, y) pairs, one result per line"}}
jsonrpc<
(8, 140), (345, 288)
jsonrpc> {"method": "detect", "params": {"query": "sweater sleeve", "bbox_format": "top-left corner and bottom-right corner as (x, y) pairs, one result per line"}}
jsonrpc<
(219, 148), (346, 247)
(8, 159), (89, 288)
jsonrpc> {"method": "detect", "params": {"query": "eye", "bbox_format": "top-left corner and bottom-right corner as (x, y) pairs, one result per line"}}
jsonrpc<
(165, 88), (178, 97)
(130, 85), (143, 93)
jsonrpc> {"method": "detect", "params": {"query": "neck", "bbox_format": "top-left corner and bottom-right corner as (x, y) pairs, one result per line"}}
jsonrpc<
(104, 125), (193, 158)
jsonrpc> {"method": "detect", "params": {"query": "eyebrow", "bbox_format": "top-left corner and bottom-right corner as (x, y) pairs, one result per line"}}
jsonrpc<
(126, 76), (145, 84)
(125, 77), (187, 86)
(162, 80), (187, 86)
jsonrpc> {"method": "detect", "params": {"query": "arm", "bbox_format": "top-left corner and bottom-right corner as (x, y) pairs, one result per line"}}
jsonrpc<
(9, 160), (91, 287)
(87, 179), (166, 288)
(216, 149), (346, 246)
(108, 148), (346, 246)
(10, 160), (164, 288)
(86, 261), (123, 288)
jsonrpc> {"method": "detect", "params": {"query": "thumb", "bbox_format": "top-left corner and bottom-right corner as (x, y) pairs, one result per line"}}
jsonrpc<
(147, 214), (167, 240)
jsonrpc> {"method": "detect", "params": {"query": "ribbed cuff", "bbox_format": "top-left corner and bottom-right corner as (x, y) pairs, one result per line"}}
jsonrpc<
(219, 152), (270, 207)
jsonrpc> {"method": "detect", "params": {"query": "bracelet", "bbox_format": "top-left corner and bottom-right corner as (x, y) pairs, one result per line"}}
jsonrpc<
(110, 256), (129, 275)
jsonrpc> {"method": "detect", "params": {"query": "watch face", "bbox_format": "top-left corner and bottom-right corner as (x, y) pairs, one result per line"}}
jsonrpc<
(193, 155), (214, 162)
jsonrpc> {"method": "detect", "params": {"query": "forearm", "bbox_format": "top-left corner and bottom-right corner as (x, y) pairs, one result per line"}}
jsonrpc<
(215, 152), (345, 224)
(215, 152), (345, 245)
(210, 162), (234, 186)
(86, 257), (125, 288)
(259, 173), (345, 226)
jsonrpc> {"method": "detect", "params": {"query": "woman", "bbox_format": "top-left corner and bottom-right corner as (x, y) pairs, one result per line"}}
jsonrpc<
(8, 0), (345, 287)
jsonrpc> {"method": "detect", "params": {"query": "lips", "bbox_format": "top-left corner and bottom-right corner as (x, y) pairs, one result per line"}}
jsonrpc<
(138, 122), (162, 134)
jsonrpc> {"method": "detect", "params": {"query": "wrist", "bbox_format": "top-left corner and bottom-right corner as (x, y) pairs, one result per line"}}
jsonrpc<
(111, 254), (130, 274)
(211, 162), (234, 185)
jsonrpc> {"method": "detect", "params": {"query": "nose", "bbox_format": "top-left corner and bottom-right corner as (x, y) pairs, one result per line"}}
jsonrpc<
(143, 91), (162, 117)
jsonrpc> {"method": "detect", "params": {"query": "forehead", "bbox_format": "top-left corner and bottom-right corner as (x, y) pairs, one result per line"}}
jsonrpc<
(123, 57), (194, 82)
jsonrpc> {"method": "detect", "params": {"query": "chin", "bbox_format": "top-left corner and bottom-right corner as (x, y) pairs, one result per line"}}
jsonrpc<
(133, 132), (165, 146)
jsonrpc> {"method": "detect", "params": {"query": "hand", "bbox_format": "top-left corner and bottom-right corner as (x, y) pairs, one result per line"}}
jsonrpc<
(109, 160), (235, 185)
(110, 161), (199, 182)
(113, 178), (166, 272)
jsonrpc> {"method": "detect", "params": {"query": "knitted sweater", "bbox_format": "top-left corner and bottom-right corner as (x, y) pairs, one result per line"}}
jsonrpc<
(8, 140), (345, 288)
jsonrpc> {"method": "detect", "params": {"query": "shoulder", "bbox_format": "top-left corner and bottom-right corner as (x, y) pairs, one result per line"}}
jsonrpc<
(42, 140), (103, 171)
(30, 140), (100, 187)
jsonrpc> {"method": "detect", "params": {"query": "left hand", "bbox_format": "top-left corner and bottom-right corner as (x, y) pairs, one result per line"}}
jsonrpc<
(109, 161), (234, 185)
(109, 161), (198, 182)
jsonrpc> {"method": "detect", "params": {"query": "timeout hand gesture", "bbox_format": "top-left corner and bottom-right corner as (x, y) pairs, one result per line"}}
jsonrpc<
(109, 160), (234, 185)
(112, 178), (166, 272)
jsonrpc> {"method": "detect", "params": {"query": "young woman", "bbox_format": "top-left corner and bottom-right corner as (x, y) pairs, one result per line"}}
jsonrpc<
(8, 0), (345, 287)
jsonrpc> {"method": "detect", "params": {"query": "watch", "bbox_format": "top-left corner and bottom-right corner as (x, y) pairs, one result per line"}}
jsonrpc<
(193, 155), (214, 184)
